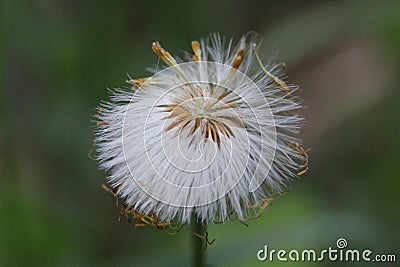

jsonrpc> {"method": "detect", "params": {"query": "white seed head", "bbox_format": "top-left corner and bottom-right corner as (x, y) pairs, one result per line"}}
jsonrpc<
(95, 33), (307, 225)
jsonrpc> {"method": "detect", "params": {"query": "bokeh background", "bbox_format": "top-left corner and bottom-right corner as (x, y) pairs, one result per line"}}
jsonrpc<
(2, 0), (400, 266)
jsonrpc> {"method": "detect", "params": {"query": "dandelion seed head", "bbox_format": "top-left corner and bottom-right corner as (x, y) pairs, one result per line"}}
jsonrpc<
(95, 33), (307, 225)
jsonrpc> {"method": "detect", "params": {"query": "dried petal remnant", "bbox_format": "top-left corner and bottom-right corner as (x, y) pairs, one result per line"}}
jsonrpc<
(232, 49), (245, 69)
(253, 44), (290, 93)
(125, 77), (149, 88)
(152, 41), (178, 66)
(191, 41), (202, 61)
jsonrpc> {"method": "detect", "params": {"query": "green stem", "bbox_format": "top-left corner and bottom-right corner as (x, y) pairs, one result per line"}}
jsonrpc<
(190, 214), (205, 267)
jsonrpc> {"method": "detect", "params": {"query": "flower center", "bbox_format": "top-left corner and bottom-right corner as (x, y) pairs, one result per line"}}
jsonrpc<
(160, 85), (243, 147)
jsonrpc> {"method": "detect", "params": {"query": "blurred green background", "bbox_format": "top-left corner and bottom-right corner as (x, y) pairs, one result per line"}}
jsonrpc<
(2, 0), (400, 266)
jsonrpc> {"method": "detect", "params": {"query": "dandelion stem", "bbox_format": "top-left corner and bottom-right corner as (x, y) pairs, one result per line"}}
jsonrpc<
(190, 214), (205, 267)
